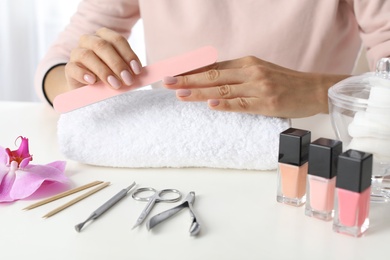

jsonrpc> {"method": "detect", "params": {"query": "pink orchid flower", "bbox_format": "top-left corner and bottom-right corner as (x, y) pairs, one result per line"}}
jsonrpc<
(0, 137), (68, 202)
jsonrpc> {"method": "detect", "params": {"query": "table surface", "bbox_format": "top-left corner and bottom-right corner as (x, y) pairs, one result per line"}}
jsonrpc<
(1, 101), (389, 260)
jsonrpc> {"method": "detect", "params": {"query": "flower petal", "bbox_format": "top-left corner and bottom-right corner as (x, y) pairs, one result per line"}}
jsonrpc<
(0, 148), (9, 185)
(0, 166), (7, 185)
(13, 137), (32, 159)
(5, 137), (32, 167)
(9, 163), (69, 200)
(19, 157), (31, 168)
(0, 172), (16, 202)
(0, 146), (9, 165)
(45, 161), (67, 173)
(0, 162), (17, 202)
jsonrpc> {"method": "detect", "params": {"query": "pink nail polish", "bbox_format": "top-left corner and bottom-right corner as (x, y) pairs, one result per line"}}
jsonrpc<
(305, 138), (342, 221)
(130, 60), (142, 75)
(276, 128), (311, 207)
(176, 89), (191, 97)
(120, 70), (133, 86)
(107, 75), (121, 89)
(208, 99), (220, 107)
(83, 74), (96, 84)
(163, 76), (178, 85)
(333, 149), (372, 237)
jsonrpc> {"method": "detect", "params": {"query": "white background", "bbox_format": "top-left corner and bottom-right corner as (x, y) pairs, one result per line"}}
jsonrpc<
(0, 0), (145, 102)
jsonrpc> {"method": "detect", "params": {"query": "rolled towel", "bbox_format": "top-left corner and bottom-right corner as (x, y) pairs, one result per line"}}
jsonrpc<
(58, 89), (290, 170)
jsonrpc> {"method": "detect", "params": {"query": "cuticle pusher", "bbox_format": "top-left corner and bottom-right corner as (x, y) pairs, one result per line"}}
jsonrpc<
(75, 182), (136, 232)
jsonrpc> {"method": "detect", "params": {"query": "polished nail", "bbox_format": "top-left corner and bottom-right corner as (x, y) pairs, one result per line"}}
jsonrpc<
(83, 74), (96, 84)
(176, 89), (191, 97)
(130, 60), (142, 75)
(107, 75), (121, 89)
(163, 76), (178, 85)
(120, 70), (133, 86)
(208, 99), (220, 106)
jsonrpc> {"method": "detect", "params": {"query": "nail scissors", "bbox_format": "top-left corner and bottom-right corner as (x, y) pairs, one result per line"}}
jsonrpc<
(132, 187), (182, 229)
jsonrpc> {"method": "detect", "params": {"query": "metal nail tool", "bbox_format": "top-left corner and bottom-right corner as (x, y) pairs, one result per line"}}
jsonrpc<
(132, 187), (182, 229)
(146, 191), (201, 236)
(75, 182), (136, 232)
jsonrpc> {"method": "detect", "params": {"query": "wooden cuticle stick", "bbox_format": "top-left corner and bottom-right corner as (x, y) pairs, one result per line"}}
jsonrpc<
(23, 180), (104, 210)
(42, 182), (111, 218)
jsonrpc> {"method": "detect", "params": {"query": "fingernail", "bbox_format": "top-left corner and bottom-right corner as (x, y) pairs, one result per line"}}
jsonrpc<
(208, 99), (220, 107)
(83, 74), (96, 84)
(130, 60), (142, 75)
(120, 70), (134, 86)
(176, 89), (191, 97)
(107, 75), (121, 89)
(163, 76), (178, 85)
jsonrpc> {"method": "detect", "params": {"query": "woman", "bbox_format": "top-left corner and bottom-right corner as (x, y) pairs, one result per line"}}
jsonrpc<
(35, 0), (390, 118)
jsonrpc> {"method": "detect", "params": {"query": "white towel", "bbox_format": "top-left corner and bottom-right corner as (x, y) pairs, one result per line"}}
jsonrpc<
(58, 89), (290, 170)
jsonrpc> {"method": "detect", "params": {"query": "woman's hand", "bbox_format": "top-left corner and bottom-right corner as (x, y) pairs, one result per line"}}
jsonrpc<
(65, 27), (142, 90)
(44, 27), (142, 103)
(163, 56), (349, 118)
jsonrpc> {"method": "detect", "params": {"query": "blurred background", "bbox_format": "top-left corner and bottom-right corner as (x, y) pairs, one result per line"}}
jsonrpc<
(0, 0), (367, 102)
(0, 0), (145, 102)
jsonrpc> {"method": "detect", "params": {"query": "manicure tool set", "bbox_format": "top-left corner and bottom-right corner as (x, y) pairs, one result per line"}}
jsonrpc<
(23, 181), (201, 236)
(23, 47), (213, 235)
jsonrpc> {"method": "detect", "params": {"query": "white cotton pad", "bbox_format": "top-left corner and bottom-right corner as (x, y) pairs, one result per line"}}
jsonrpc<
(348, 111), (390, 138)
(348, 137), (390, 162)
(367, 85), (390, 108)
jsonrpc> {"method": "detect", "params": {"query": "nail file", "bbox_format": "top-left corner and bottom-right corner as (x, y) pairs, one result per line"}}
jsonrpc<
(53, 46), (218, 113)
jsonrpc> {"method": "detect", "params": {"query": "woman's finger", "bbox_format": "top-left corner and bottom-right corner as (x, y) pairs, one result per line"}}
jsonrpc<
(181, 55), (265, 75)
(163, 67), (250, 89)
(207, 97), (260, 115)
(79, 34), (131, 87)
(175, 83), (259, 101)
(95, 28), (142, 75)
(65, 62), (96, 89)
(207, 96), (285, 117)
(70, 47), (124, 89)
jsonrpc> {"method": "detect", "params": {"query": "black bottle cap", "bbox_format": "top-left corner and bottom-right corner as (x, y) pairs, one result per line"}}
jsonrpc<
(336, 149), (373, 192)
(308, 138), (343, 179)
(278, 128), (311, 166)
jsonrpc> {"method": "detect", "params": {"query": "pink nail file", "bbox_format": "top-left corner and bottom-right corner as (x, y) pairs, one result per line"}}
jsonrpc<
(53, 46), (218, 113)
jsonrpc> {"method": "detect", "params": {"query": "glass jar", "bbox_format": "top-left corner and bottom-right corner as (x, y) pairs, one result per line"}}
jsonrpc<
(328, 58), (390, 202)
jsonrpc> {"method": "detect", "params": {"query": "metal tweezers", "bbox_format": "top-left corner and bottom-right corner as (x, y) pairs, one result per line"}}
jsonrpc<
(146, 191), (201, 236)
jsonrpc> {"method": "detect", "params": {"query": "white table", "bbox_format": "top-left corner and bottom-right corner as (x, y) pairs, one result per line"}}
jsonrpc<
(1, 101), (389, 260)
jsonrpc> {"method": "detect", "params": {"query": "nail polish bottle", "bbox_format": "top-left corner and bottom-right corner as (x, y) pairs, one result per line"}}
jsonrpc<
(333, 149), (372, 237)
(305, 138), (342, 221)
(277, 128), (311, 206)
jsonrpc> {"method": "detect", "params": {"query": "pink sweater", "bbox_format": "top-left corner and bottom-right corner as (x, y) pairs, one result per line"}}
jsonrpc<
(35, 0), (390, 103)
